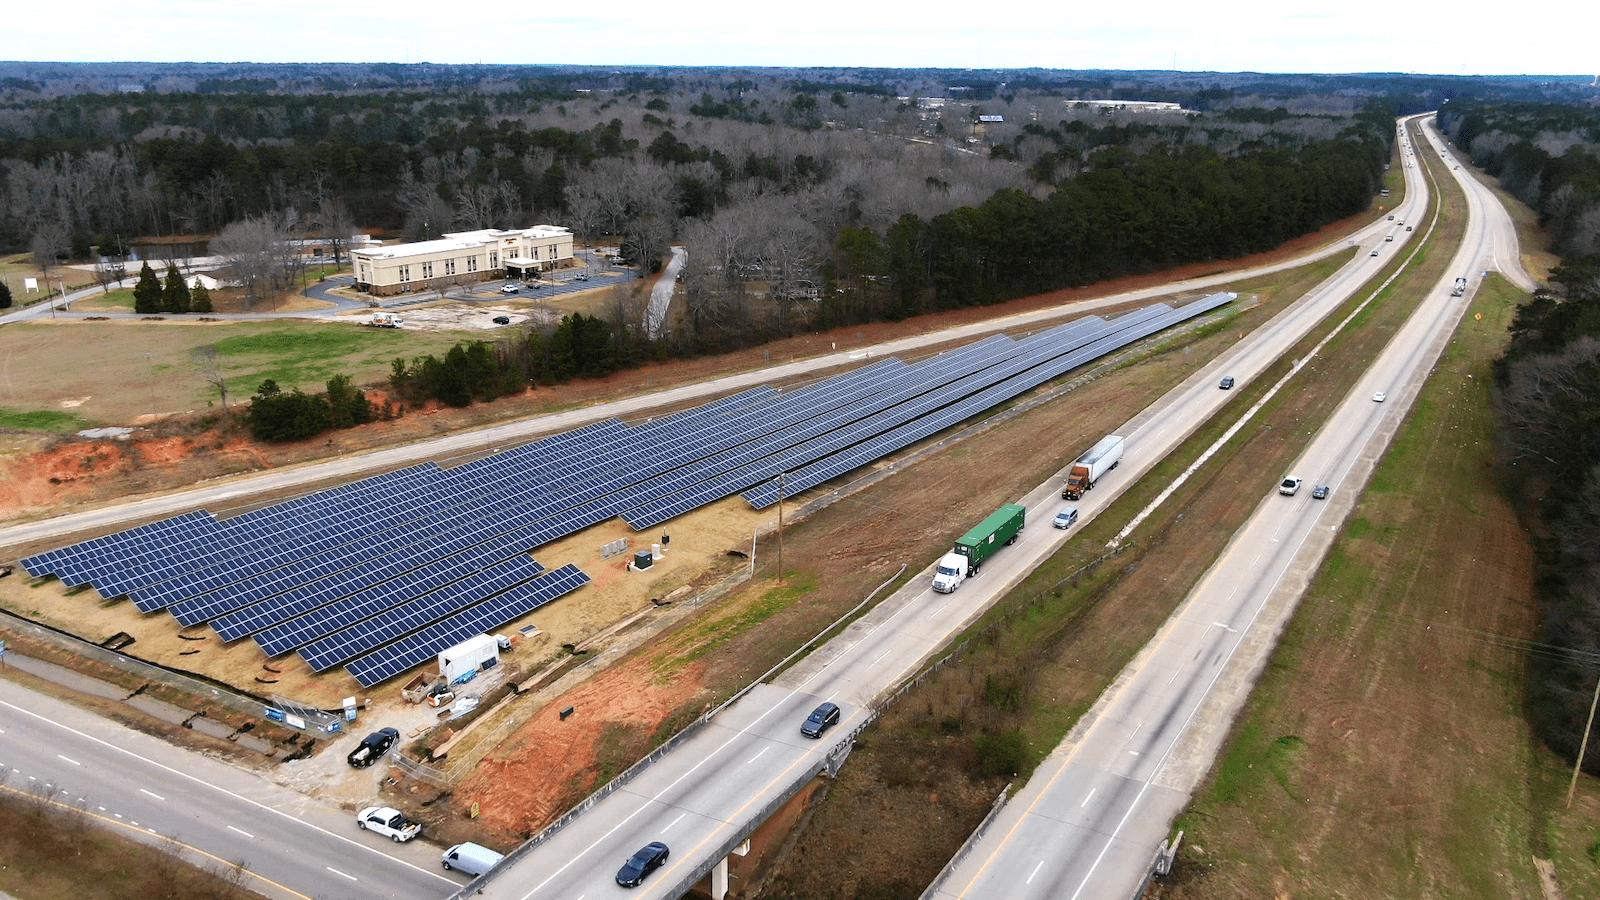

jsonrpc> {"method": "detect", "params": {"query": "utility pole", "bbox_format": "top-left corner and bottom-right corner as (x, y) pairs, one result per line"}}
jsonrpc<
(776, 471), (786, 585)
(1567, 670), (1600, 809)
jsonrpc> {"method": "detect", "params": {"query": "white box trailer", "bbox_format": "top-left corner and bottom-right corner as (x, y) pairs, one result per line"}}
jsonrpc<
(439, 634), (499, 682)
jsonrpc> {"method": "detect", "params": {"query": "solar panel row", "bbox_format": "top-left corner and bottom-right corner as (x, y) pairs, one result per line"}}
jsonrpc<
(346, 564), (589, 687)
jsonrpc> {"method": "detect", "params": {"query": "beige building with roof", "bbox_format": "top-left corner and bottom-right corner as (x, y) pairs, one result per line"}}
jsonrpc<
(350, 225), (573, 296)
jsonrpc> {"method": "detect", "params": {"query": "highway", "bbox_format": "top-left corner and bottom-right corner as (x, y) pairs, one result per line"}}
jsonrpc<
(462, 119), (1432, 900)
(0, 677), (463, 899)
(0, 172), (1417, 556)
(932, 116), (1523, 899)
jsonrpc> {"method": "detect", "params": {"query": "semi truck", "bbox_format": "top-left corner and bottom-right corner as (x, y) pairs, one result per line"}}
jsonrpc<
(931, 503), (1026, 593)
(1451, 277), (1468, 297)
(1062, 435), (1125, 500)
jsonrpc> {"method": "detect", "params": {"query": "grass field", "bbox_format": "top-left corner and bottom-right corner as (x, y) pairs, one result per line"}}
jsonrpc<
(0, 781), (255, 900)
(0, 318), (477, 428)
(1162, 274), (1600, 899)
(0, 407), (88, 432)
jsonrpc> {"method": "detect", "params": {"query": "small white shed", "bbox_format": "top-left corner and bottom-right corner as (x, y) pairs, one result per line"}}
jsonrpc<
(439, 634), (499, 682)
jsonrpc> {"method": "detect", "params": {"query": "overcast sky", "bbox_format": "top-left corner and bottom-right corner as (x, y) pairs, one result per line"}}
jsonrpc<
(9, 0), (1594, 76)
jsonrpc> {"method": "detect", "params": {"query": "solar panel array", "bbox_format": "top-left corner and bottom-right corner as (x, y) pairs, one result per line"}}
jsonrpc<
(19, 293), (1232, 686)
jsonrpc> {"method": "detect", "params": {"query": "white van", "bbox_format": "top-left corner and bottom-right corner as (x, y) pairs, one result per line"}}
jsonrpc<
(442, 842), (504, 876)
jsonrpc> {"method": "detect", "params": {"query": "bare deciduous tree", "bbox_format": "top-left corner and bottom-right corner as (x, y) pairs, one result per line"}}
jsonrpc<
(191, 345), (230, 409)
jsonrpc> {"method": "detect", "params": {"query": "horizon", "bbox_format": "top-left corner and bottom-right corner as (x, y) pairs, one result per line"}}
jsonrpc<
(5, 1), (1595, 78)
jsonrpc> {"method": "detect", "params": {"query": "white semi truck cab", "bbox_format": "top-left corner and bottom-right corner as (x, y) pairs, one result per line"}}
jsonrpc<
(931, 553), (969, 594)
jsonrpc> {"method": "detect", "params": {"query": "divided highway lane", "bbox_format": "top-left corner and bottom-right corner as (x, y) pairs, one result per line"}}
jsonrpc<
(0, 155), (1420, 555)
(465, 119), (1430, 900)
(935, 115), (1509, 900)
(0, 678), (462, 899)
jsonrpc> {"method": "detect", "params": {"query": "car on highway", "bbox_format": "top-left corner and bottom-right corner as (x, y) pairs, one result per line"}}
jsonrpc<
(1219, 375), (1235, 390)
(1370, 249), (1380, 257)
(801, 702), (841, 738)
(1052, 508), (1079, 529)
(499, 283), (519, 294)
(492, 315), (511, 325)
(574, 273), (590, 281)
(1387, 214), (1394, 221)
(1373, 391), (1387, 402)
(357, 806), (420, 843)
(442, 842), (505, 876)
(1278, 477), (1303, 496)
(616, 841), (669, 888)
(1312, 484), (1330, 500)
(346, 727), (399, 768)
(1407, 225), (1414, 231)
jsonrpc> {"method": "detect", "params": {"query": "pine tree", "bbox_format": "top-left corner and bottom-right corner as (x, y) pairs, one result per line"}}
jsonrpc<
(0, 281), (12, 310)
(162, 266), (191, 314)
(132, 262), (162, 314)
(190, 281), (214, 313)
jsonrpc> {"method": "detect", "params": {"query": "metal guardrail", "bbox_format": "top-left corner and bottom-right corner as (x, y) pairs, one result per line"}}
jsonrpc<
(918, 783), (1013, 899)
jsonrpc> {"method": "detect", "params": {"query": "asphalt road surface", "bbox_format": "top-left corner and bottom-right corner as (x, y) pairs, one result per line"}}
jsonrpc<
(0, 677), (464, 899)
(0, 181), (1420, 557)
(933, 115), (1523, 900)
(462, 119), (1433, 900)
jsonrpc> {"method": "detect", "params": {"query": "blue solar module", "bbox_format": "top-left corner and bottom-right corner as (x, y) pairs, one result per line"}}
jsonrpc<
(297, 555), (546, 671)
(346, 564), (590, 687)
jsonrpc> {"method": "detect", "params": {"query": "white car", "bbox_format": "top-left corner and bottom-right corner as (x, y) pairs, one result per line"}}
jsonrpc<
(499, 283), (519, 294)
(1373, 391), (1387, 402)
(1279, 477), (1303, 497)
(357, 806), (421, 843)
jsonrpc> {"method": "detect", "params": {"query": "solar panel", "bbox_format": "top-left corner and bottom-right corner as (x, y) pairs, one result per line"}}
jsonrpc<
(346, 564), (589, 687)
(300, 554), (547, 671)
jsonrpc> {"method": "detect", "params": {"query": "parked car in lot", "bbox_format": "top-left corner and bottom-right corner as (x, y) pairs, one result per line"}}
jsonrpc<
(1372, 391), (1387, 402)
(357, 806), (420, 843)
(1052, 508), (1079, 529)
(616, 842), (670, 888)
(1219, 375), (1235, 390)
(346, 727), (399, 768)
(1279, 477), (1303, 496)
(492, 315), (511, 325)
(573, 273), (590, 281)
(499, 283), (519, 294)
(801, 702), (841, 738)
(1312, 484), (1330, 500)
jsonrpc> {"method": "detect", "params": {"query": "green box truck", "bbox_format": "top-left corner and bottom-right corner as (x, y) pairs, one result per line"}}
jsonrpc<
(932, 503), (1026, 593)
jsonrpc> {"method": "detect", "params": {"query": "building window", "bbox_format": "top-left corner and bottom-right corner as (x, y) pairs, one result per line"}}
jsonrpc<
(422, 262), (434, 278)
(467, 256), (478, 273)
(399, 265), (411, 282)
(489, 251), (498, 268)
(444, 259), (456, 276)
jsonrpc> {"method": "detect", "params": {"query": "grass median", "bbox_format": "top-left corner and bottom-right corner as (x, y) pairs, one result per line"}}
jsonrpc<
(756, 118), (1464, 899)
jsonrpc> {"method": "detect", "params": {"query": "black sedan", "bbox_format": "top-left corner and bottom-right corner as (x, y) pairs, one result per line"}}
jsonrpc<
(616, 841), (669, 888)
(346, 727), (399, 768)
(801, 702), (841, 739)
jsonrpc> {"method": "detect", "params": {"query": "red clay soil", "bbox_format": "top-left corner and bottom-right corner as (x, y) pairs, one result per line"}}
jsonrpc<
(459, 655), (710, 839)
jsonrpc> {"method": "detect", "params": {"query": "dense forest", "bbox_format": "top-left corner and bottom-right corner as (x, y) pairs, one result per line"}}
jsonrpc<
(1439, 101), (1600, 770)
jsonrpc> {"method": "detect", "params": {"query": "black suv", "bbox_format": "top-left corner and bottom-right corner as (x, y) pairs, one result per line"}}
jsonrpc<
(801, 702), (841, 739)
(616, 841), (669, 888)
(346, 727), (399, 768)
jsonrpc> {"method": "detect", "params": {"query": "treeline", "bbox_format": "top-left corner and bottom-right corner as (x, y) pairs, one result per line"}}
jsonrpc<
(1439, 102), (1600, 258)
(388, 312), (660, 407)
(1454, 103), (1600, 771)
(245, 375), (382, 441)
(808, 135), (1382, 331)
